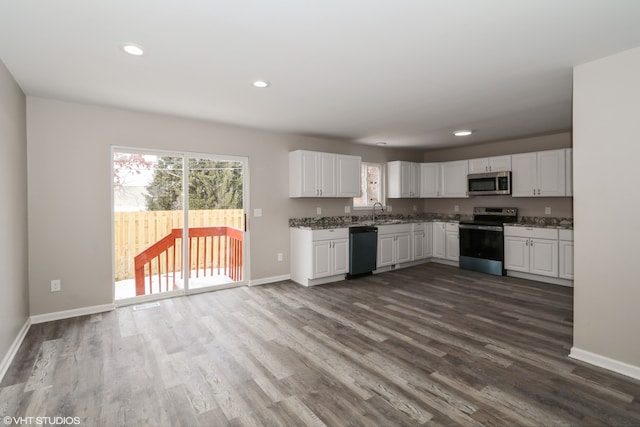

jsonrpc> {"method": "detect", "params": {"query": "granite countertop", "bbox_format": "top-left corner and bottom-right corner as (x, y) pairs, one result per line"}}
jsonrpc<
(507, 216), (573, 230)
(289, 213), (470, 230)
(290, 213), (573, 230)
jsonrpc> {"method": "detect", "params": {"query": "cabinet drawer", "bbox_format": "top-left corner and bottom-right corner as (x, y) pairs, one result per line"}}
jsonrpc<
(446, 222), (459, 232)
(504, 226), (558, 240)
(412, 222), (427, 231)
(559, 229), (574, 241)
(312, 228), (348, 241)
(378, 223), (411, 235)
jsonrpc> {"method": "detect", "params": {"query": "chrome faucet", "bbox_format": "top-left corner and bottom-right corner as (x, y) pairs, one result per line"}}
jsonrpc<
(372, 202), (384, 223)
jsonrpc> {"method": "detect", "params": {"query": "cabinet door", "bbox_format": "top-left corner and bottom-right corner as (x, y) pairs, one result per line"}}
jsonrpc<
(420, 163), (440, 197)
(559, 240), (574, 280)
(537, 149), (566, 197)
(396, 233), (412, 264)
(468, 158), (489, 174)
(413, 231), (426, 260)
(318, 153), (336, 197)
(432, 222), (446, 258)
(488, 155), (512, 172)
(441, 160), (468, 198)
(511, 152), (537, 197)
(410, 163), (421, 197)
(300, 151), (319, 197)
(530, 238), (559, 277)
(445, 230), (459, 261)
(378, 234), (396, 267)
(565, 148), (573, 197)
(504, 236), (529, 272)
(336, 155), (361, 197)
(332, 238), (349, 275)
(423, 223), (433, 258)
(311, 240), (332, 278)
(399, 162), (413, 197)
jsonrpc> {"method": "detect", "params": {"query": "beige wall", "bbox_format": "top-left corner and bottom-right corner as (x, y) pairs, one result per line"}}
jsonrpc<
(420, 132), (573, 217)
(0, 59), (29, 370)
(572, 46), (640, 370)
(26, 97), (422, 315)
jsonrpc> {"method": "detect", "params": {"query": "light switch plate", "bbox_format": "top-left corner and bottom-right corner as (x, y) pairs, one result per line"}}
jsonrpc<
(344, 206), (351, 213)
(254, 208), (262, 217)
(545, 207), (551, 215)
(316, 207), (322, 215)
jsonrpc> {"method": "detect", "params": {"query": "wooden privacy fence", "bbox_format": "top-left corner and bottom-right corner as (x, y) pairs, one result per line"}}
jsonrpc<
(133, 226), (243, 296)
(114, 209), (244, 281)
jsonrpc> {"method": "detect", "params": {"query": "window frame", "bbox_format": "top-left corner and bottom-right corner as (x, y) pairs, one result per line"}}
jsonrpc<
(353, 162), (385, 210)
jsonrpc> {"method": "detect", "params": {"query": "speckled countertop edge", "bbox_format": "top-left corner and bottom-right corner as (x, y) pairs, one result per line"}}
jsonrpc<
(289, 213), (573, 230)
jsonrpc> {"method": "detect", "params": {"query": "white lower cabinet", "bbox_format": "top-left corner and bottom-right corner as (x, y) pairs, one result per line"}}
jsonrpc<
(504, 226), (560, 279)
(290, 227), (349, 286)
(445, 223), (460, 261)
(412, 223), (433, 260)
(432, 222), (459, 262)
(377, 224), (412, 268)
(559, 229), (574, 280)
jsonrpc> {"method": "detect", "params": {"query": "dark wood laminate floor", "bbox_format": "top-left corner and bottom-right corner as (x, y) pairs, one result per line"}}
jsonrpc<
(2, 263), (640, 426)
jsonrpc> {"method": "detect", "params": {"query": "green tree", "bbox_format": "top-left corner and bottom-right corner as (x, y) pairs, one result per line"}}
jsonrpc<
(144, 157), (243, 211)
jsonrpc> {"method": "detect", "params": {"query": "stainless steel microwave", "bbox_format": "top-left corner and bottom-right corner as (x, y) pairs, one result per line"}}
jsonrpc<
(467, 171), (511, 196)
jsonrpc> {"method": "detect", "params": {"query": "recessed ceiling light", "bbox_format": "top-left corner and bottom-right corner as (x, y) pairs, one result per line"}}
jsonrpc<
(252, 80), (270, 88)
(453, 130), (473, 137)
(376, 142), (387, 146)
(122, 44), (144, 56)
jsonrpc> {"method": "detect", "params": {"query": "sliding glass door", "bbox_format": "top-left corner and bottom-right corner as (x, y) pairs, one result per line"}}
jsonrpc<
(112, 148), (247, 302)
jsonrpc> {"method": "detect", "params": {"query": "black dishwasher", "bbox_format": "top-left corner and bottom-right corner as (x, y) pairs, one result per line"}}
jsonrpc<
(348, 226), (378, 278)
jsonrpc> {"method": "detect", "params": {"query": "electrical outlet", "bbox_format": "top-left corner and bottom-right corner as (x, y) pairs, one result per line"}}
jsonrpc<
(316, 207), (322, 215)
(454, 205), (459, 212)
(277, 253), (283, 262)
(254, 208), (262, 217)
(545, 207), (551, 215)
(387, 205), (392, 212)
(344, 206), (351, 213)
(51, 279), (61, 292)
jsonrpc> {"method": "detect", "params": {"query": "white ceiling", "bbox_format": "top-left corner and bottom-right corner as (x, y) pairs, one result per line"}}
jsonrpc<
(2, 1), (640, 149)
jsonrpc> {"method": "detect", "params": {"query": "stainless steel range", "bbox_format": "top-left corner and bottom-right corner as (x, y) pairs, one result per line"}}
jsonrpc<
(459, 207), (518, 276)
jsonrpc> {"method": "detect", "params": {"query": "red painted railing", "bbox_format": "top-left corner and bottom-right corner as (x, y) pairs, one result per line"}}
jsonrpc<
(133, 226), (243, 296)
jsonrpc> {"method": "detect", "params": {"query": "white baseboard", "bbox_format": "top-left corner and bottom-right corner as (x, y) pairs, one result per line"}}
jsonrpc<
(0, 318), (31, 383)
(569, 347), (640, 381)
(249, 274), (290, 286)
(30, 303), (115, 324)
(507, 271), (573, 287)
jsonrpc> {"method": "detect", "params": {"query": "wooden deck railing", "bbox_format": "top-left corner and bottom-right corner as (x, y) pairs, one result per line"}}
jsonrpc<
(133, 226), (243, 296)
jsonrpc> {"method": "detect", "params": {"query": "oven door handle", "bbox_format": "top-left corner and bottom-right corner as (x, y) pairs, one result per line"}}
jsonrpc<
(459, 224), (503, 232)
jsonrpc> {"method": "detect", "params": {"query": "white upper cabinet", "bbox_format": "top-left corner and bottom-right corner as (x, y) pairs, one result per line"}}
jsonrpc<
(468, 155), (512, 174)
(290, 150), (360, 198)
(336, 154), (361, 197)
(420, 163), (440, 197)
(511, 149), (567, 197)
(440, 160), (469, 198)
(387, 161), (421, 198)
(565, 148), (573, 197)
(419, 161), (468, 198)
